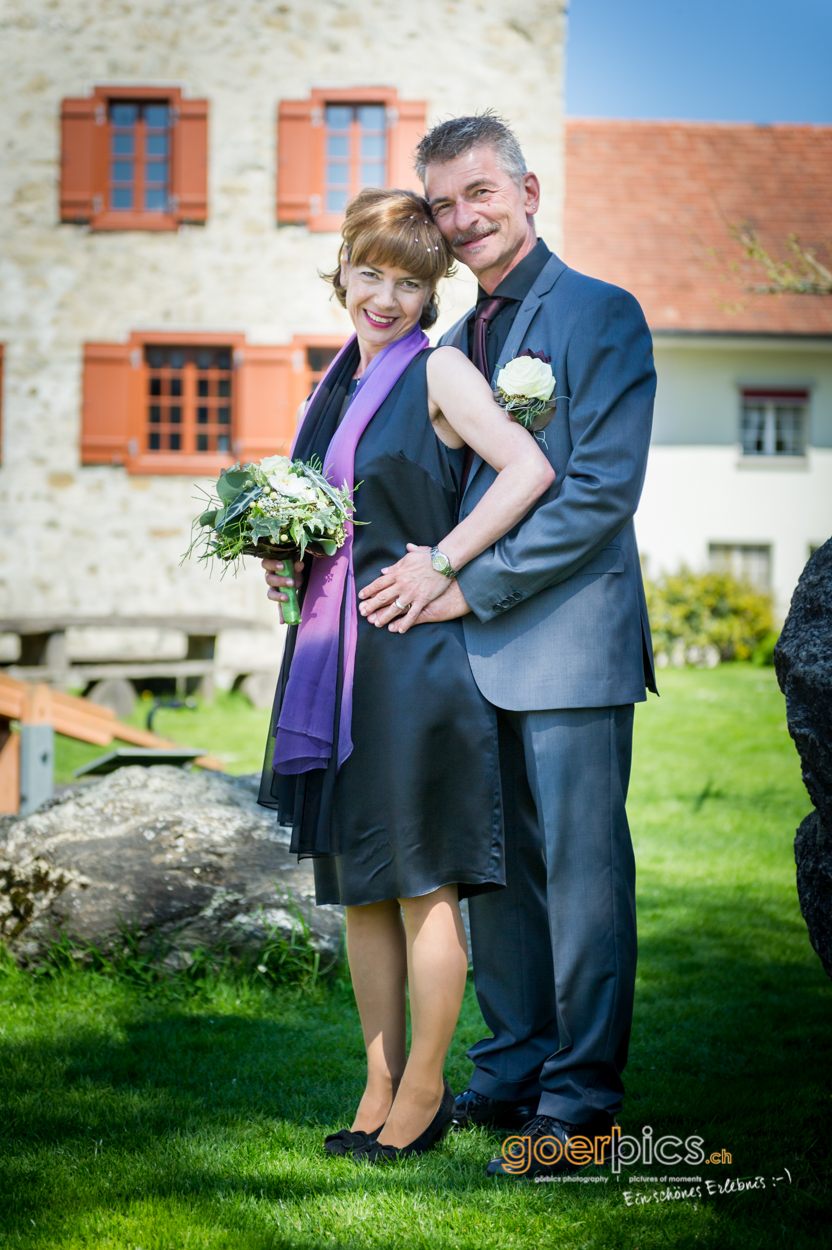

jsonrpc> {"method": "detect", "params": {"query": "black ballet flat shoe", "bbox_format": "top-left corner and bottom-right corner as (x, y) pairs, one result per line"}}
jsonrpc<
(354, 1079), (455, 1164)
(324, 1125), (384, 1157)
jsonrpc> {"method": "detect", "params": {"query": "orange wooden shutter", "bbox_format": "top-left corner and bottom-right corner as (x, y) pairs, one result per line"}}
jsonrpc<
(174, 98), (208, 224)
(81, 343), (133, 464)
(60, 97), (102, 222)
(277, 100), (315, 224)
(234, 345), (295, 462)
(387, 99), (427, 192)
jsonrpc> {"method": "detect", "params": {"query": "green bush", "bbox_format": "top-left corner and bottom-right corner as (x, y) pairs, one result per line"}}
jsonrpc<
(645, 567), (775, 666)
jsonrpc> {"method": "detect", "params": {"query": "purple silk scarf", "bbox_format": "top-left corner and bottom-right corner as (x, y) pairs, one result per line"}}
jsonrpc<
(273, 323), (429, 775)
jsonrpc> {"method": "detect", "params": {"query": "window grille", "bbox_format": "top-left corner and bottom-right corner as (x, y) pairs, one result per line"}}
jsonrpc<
(145, 346), (233, 455)
(324, 104), (387, 214)
(109, 102), (171, 213)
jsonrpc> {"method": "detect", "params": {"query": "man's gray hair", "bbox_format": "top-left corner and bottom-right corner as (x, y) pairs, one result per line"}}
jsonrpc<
(414, 113), (527, 186)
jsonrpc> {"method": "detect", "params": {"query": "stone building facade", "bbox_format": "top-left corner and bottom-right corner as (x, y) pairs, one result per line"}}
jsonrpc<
(0, 0), (566, 681)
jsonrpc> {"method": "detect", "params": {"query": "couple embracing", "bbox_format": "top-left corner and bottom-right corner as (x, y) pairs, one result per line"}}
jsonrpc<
(258, 113), (657, 1177)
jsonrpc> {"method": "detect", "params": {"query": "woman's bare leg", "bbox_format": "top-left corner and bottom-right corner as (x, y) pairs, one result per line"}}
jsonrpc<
(377, 885), (468, 1148)
(345, 899), (408, 1132)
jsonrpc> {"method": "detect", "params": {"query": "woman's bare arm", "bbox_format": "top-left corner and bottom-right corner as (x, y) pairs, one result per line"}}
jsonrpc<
(358, 346), (555, 633)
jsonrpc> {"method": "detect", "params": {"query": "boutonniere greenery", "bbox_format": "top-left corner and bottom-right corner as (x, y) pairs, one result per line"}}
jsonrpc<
(493, 349), (565, 438)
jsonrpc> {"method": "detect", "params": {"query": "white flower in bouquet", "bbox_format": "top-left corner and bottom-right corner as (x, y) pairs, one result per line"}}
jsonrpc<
(496, 355), (556, 402)
(269, 471), (317, 502)
(258, 454), (292, 475)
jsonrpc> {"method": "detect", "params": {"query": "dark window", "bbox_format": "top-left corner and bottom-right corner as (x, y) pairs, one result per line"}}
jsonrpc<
(145, 346), (233, 454)
(324, 104), (387, 214)
(109, 102), (171, 213)
(307, 346), (339, 383)
(740, 390), (808, 456)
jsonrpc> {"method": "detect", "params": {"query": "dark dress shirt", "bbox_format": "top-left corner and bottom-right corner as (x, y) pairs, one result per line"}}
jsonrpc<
(466, 237), (552, 375)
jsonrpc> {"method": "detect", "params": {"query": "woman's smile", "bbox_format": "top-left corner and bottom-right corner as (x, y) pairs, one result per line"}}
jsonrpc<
(363, 309), (398, 328)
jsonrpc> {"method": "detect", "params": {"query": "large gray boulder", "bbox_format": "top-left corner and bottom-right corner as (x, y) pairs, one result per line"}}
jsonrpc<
(774, 537), (832, 980)
(0, 766), (343, 970)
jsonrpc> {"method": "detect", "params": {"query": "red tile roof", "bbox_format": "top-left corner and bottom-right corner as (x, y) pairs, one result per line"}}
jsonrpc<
(563, 119), (832, 334)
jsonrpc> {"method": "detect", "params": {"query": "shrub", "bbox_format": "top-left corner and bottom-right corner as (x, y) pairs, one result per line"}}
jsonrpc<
(645, 567), (775, 667)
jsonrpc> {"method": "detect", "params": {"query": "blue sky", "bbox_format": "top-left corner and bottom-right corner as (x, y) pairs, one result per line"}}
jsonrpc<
(566, 0), (832, 123)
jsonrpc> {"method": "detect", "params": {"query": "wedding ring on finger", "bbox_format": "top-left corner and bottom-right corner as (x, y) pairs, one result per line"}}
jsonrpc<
(394, 598), (412, 613)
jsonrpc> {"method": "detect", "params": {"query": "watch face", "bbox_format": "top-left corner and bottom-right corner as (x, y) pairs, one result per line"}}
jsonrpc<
(432, 551), (450, 573)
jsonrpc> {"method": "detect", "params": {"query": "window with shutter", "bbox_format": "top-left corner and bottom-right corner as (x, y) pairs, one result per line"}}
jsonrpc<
(81, 333), (296, 476)
(277, 89), (427, 232)
(60, 87), (208, 231)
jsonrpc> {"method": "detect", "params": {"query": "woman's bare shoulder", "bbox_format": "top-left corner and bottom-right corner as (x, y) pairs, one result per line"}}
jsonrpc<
(427, 344), (480, 382)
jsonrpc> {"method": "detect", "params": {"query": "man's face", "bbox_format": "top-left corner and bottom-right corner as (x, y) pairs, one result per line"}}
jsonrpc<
(424, 145), (540, 286)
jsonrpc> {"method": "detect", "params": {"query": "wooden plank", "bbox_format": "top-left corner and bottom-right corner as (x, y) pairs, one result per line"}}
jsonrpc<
(0, 725), (19, 814)
(22, 684), (53, 725)
(0, 672), (24, 720)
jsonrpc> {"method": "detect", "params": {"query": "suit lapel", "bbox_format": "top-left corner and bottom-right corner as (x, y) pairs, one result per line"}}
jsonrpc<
(462, 253), (568, 505)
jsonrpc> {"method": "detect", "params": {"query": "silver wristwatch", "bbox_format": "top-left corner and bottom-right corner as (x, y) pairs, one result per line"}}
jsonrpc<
(430, 546), (457, 579)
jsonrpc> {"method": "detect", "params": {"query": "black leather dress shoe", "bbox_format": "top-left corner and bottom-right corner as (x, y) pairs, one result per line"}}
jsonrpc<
(453, 1088), (538, 1131)
(354, 1079), (455, 1163)
(324, 1125), (383, 1157)
(486, 1111), (616, 1178)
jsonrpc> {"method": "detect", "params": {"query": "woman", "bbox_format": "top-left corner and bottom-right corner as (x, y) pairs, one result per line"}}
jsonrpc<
(259, 187), (554, 1163)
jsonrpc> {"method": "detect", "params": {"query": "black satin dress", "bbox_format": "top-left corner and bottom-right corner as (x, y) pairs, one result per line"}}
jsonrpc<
(260, 349), (504, 907)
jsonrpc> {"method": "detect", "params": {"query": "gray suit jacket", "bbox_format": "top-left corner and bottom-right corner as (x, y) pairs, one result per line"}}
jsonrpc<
(441, 252), (657, 711)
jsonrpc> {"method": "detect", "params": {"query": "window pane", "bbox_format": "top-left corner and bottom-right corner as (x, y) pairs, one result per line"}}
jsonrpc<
(325, 105), (353, 129)
(144, 104), (169, 128)
(740, 405), (766, 455)
(111, 133), (133, 155)
(360, 162), (385, 186)
(197, 407), (209, 425)
(148, 347), (164, 368)
(149, 405), (161, 423)
(774, 406), (805, 455)
(198, 378), (209, 398)
(217, 350), (231, 370)
(709, 543), (771, 590)
(327, 134), (349, 157)
(149, 377), (162, 397)
(169, 406), (182, 424)
(111, 161), (133, 182)
(218, 407), (230, 425)
(110, 103), (137, 126)
(218, 379), (231, 397)
(170, 377), (182, 396)
(197, 433), (208, 452)
(327, 162), (350, 187)
(149, 432), (160, 450)
(326, 190), (348, 213)
(111, 188), (133, 209)
(357, 105), (385, 130)
(197, 349), (212, 370)
(144, 188), (167, 211)
(361, 134), (386, 160)
(146, 133), (168, 156)
(169, 350), (184, 369)
(169, 432), (181, 451)
(217, 434), (230, 452)
(146, 162), (167, 184)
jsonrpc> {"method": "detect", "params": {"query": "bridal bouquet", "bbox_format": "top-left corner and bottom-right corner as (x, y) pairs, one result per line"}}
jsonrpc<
(494, 350), (558, 434)
(187, 454), (355, 624)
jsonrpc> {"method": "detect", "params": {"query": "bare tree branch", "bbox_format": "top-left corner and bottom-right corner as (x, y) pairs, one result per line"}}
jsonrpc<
(728, 223), (832, 296)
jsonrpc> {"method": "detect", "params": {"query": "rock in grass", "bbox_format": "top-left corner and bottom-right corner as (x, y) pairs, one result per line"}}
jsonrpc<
(775, 537), (832, 980)
(0, 766), (343, 971)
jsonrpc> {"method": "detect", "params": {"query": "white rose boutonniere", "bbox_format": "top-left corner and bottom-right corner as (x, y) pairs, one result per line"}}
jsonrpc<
(494, 350), (563, 438)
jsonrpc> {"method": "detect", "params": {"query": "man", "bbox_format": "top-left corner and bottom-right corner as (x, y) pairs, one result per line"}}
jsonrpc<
(358, 113), (657, 1178)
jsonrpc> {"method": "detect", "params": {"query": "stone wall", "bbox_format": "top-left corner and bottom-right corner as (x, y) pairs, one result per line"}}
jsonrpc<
(0, 0), (566, 634)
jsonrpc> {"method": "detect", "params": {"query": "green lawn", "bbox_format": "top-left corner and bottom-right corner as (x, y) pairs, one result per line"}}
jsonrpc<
(4, 666), (831, 1248)
(54, 690), (273, 783)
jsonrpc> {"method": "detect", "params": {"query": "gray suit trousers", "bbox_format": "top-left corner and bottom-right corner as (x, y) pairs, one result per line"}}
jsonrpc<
(466, 704), (637, 1125)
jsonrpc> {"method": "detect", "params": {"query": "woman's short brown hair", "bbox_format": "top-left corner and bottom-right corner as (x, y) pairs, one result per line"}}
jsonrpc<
(324, 187), (456, 329)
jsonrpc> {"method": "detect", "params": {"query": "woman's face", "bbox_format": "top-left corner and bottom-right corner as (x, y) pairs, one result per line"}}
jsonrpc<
(341, 255), (431, 350)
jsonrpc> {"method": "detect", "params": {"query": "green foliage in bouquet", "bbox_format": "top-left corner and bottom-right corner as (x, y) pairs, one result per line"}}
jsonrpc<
(185, 454), (355, 570)
(645, 567), (775, 665)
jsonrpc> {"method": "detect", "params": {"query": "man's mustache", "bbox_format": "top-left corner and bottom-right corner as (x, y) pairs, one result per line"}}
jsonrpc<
(451, 224), (499, 247)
